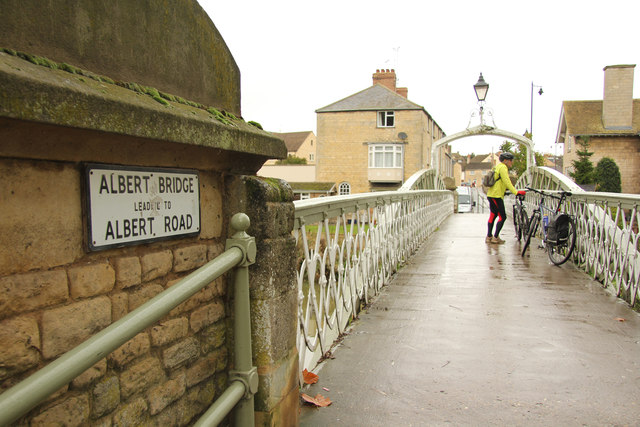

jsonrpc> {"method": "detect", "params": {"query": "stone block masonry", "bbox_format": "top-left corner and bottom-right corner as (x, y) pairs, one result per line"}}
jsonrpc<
(0, 221), (231, 425)
(0, 112), (295, 426)
(0, 0), (298, 423)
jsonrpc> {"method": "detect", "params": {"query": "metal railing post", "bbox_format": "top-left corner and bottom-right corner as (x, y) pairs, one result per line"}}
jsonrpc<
(226, 213), (259, 426)
(197, 213), (258, 426)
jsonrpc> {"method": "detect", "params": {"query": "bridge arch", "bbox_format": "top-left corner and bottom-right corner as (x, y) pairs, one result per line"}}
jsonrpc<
(431, 124), (535, 176)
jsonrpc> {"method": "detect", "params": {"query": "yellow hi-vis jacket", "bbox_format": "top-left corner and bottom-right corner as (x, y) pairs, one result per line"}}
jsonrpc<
(486, 162), (518, 199)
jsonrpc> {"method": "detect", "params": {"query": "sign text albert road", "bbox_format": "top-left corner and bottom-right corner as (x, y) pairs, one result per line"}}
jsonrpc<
(86, 164), (200, 250)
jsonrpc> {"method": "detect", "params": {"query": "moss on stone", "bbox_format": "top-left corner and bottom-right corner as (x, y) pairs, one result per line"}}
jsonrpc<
(0, 47), (264, 125)
(206, 107), (234, 126)
(245, 176), (292, 205)
(152, 94), (169, 106)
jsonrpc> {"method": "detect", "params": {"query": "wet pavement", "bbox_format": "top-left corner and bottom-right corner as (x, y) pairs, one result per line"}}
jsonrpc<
(300, 213), (640, 426)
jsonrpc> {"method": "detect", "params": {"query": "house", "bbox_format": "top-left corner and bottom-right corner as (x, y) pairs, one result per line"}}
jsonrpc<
(452, 152), (466, 186)
(556, 64), (640, 193)
(462, 153), (498, 187)
(257, 130), (334, 200)
(264, 131), (316, 165)
(315, 69), (449, 194)
(451, 152), (499, 187)
(543, 153), (563, 171)
(288, 182), (336, 200)
(258, 131), (322, 198)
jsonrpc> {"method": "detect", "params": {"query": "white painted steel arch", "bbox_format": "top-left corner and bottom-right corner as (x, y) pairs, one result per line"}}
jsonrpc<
(431, 124), (535, 176)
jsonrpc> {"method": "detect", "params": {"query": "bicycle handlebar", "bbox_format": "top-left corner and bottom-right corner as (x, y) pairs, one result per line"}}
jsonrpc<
(524, 186), (572, 199)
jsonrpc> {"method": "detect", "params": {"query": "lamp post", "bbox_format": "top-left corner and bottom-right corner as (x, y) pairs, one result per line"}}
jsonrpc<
(474, 73), (489, 125)
(530, 82), (543, 139)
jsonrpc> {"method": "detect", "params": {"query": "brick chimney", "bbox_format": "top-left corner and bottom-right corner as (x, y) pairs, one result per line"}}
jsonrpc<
(373, 69), (396, 91)
(602, 64), (635, 130)
(372, 69), (408, 98)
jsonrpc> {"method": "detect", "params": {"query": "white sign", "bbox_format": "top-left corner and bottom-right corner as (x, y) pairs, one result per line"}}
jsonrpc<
(86, 164), (200, 250)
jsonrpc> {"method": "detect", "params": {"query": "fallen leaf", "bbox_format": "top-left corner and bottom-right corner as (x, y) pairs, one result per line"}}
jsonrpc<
(301, 393), (332, 407)
(615, 317), (626, 322)
(302, 369), (319, 384)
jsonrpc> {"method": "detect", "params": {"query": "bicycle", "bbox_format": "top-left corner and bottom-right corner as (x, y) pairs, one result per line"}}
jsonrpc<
(512, 192), (529, 241)
(521, 187), (577, 265)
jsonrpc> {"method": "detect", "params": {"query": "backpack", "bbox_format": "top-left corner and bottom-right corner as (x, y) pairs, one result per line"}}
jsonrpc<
(482, 168), (497, 187)
(546, 213), (571, 244)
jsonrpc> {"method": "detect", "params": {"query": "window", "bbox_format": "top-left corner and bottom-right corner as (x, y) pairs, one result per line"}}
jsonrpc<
(339, 182), (351, 195)
(309, 153), (314, 161)
(299, 193), (310, 200)
(377, 111), (395, 128)
(368, 144), (403, 168)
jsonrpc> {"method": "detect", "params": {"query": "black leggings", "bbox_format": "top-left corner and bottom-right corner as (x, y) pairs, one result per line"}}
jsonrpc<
(487, 197), (506, 237)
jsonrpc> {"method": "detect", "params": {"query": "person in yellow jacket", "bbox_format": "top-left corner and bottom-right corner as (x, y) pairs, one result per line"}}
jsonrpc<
(486, 152), (526, 244)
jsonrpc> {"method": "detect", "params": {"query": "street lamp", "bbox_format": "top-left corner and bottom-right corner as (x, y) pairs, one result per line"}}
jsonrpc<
(474, 73), (489, 102)
(530, 82), (543, 139)
(473, 73), (489, 125)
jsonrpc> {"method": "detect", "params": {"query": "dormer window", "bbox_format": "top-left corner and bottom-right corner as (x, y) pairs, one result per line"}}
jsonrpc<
(377, 111), (395, 128)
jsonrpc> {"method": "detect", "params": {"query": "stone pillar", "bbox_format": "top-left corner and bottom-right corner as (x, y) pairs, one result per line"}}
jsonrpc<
(225, 176), (299, 426)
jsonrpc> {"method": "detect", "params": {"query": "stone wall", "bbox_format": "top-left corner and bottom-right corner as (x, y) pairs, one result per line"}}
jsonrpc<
(0, 0), (240, 115)
(0, 8), (298, 423)
(225, 176), (299, 426)
(0, 157), (298, 426)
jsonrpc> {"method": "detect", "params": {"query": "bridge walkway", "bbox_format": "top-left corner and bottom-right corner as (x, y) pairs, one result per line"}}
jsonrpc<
(300, 212), (640, 426)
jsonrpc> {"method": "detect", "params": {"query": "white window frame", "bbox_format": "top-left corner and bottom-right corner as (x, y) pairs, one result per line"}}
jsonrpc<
(368, 144), (404, 168)
(309, 153), (314, 161)
(339, 182), (351, 195)
(299, 192), (310, 200)
(377, 111), (395, 128)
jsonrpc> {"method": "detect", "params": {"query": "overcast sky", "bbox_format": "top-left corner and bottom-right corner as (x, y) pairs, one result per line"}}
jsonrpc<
(199, 0), (638, 156)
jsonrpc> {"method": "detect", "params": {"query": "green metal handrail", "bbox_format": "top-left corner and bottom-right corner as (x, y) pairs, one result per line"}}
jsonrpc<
(0, 213), (258, 427)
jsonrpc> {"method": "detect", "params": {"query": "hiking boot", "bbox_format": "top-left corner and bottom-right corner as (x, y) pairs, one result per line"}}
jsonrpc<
(485, 236), (493, 243)
(491, 236), (505, 244)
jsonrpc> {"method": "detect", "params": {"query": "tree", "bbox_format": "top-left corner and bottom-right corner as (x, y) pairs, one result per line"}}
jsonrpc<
(275, 155), (307, 165)
(498, 140), (544, 178)
(594, 157), (621, 193)
(569, 137), (595, 185)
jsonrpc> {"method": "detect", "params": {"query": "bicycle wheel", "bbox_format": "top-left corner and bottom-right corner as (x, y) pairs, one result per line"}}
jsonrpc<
(513, 205), (521, 240)
(547, 216), (577, 265)
(518, 207), (529, 241)
(522, 213), (539, 257)
(520, 210), (529, 237)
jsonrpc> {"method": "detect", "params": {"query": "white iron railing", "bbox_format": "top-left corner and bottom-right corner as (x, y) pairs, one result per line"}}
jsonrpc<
(516, 167), (640, 308)
(294, 175), (452, 376)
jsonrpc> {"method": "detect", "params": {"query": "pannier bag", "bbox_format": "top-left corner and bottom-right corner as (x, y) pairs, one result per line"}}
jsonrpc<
(546, 213), (571, 244)
(482, 168), (497, 187)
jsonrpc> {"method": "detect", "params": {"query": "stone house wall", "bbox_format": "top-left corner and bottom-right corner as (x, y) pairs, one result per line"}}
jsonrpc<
(316, 109), (438, 194)
(292, 133), (317, 165)
(563, 135), (640, 193)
